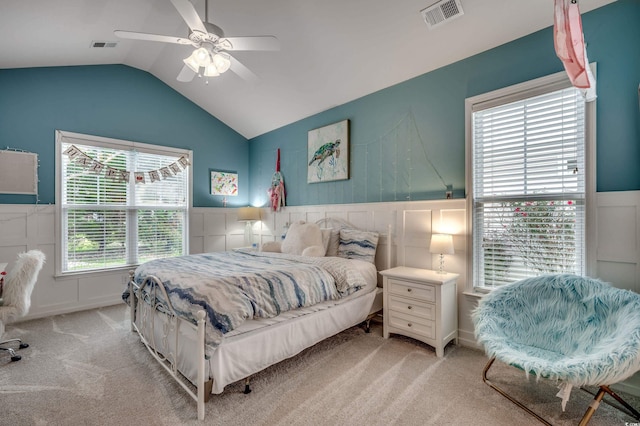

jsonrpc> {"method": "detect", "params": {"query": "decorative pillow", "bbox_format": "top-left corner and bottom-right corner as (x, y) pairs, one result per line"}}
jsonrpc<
(261, 241), (282, 252)
(324, 228), (340, 257)
(320, 228), (332, 255)
(281, 221), (324, 256)
(338, 229), (379, 264)
(302, 245), (325, 257)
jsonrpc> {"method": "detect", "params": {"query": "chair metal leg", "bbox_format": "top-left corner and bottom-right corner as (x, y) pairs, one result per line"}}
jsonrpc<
(579, 387), (605, 426)
(579, 385), (640, 425)
(601, 385), (640, 421)
(484, 357), (640, 426)
(482, 357), (552, 425)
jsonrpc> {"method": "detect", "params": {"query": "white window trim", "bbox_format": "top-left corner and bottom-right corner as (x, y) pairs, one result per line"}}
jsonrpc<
(464, 67), (597, 293)
(54, 130), (193, 277)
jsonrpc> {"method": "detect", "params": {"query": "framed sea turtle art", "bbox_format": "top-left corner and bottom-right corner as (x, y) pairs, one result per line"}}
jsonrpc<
(307, 119), (349, 183)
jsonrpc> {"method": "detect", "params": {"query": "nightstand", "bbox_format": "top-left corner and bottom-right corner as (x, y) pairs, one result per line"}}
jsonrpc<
(380, 266), (459, 357)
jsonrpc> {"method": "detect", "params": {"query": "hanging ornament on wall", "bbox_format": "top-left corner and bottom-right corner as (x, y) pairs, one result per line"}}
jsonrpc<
(268, 148), (286, 212)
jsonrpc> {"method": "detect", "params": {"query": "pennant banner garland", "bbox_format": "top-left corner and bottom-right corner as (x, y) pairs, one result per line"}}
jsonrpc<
(63, 145), (189, 184)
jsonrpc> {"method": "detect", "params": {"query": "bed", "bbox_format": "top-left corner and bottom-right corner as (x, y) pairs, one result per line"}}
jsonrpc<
(124, 218), (387, 420)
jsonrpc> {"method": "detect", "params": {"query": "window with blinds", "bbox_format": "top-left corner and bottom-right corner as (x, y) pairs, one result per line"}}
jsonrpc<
(59, 138), (189, 273)
(471, 85), (586, 289)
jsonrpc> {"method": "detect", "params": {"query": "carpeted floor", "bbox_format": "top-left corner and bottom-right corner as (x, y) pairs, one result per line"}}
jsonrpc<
(1, 304), (639, 425)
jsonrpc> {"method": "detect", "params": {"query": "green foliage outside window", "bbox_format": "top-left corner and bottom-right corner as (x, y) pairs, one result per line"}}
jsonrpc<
(483, 200), (577, 284)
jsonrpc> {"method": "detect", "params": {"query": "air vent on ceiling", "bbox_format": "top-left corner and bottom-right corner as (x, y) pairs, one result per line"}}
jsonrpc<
(90, 41), (118, 48)
(421, 0), (464, 29)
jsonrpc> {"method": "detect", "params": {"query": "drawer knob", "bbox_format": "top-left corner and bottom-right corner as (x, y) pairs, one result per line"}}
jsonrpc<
(407, 305), (412, 310)
(407, 288), (412, 293)
(408, 323), (412, 327)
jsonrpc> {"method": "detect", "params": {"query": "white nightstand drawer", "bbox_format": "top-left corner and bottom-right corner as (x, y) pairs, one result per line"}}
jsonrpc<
(389, 311), (435, 339)
(382, 266), (459, 357)
(388, 279), (435, 302)
(388, 295), (434, 320)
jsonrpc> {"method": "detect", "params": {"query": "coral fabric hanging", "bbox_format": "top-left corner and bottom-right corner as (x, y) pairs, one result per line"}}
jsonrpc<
(553, 0), (596, 101)
(268, 148), (286, 212)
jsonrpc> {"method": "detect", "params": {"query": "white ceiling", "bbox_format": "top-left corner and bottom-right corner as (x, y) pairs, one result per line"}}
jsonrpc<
(0, 0), (615, 139)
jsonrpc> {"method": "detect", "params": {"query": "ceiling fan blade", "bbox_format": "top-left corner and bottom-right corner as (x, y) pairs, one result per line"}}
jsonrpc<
(114, 30), (192, 45)
(177, 64), (197, 82)
(229, 56), (258, 83)
(170, 0), (208, 34)
(222, 36), (280, 51)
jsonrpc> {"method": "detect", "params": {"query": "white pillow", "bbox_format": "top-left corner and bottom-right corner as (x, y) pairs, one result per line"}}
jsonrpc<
(281, 221), (324, 256)
(302, 245), (325, 257)
(324, 228), (340, 257)
(261, 241), (282, 252)
(320, 228), (332, 255)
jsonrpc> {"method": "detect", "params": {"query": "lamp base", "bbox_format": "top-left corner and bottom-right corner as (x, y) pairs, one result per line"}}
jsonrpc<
(437, 254), (446, 274)
(244, 221), (254, 247)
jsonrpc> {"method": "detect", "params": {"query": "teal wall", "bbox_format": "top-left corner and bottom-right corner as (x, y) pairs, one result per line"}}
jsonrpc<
(2, 1), (637, 210)
(248, 0), (640, 207)
(0, 64), (248, 207)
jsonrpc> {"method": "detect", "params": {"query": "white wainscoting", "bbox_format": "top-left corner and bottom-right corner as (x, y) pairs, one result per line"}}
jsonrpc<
(595, 191), (640, 293)
(191, 199), (468, 286)
(2, 192), (640, 396)
(594, 191), (640, 396)
(0, 200), (466, 321)
(0, 204), (134, 320)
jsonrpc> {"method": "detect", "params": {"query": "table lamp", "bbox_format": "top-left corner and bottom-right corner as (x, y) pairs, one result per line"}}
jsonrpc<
(237, 207), (261, 246)
(430, 233), (454, 274)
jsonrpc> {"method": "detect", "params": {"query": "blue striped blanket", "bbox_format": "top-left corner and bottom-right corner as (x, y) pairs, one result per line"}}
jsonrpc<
(127, 250), (368, 347)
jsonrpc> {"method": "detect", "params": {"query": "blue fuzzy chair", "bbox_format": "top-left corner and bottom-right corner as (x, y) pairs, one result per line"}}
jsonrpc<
(473, 274), (640, 425)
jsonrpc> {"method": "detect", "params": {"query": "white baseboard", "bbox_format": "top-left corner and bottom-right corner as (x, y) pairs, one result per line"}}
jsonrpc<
(612, 372), (640, 398)
(457, 329), (482, 351)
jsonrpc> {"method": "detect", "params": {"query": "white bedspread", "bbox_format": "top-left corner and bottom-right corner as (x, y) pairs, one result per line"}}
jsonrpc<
(129, 251), (370, 347)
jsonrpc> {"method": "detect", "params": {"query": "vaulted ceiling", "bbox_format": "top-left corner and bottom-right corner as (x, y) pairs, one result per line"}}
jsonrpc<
(0, 0), (615, 139)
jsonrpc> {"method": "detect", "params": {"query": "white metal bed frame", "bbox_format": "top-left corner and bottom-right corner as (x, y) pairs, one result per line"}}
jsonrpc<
(127, 218), (391, 420)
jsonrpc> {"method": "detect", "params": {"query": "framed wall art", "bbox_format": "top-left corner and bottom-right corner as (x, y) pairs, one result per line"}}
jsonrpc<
(307, 119), (349, 183)
(210, 170), (238, 196)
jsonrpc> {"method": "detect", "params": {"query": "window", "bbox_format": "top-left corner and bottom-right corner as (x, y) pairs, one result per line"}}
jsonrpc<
(56, 131), (191, 274)
(466, 71), (593, 290)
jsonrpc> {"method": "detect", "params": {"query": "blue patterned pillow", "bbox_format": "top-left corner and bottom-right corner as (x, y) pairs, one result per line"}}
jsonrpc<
(338, 229), (379, 263)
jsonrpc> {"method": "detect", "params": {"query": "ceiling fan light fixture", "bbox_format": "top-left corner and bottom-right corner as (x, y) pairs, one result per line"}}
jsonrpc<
(212, 53), (231, 74)
(183, 53), (200, 73)
(204, 63), (220, 77)
(193, 47), (212, 66)
(115, 0), (277, 83)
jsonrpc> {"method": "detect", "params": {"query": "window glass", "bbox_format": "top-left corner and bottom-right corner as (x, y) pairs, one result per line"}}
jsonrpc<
(59, 136), (189, 273)
(470, 86), (586, 288)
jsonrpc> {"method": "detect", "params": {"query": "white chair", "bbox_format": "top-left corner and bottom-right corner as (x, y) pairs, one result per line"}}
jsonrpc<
(0, 250), (45, 362)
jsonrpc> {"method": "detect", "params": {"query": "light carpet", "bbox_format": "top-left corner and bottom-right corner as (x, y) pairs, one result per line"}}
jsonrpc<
(0, 304), (639, 425)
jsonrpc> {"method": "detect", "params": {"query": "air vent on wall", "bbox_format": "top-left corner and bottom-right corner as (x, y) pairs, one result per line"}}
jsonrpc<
(90, 41), (118, 48)
(421, 0), (464, 29)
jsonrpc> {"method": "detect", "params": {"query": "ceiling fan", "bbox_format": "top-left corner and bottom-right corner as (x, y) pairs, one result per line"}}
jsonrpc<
(114, 0), (280, 83)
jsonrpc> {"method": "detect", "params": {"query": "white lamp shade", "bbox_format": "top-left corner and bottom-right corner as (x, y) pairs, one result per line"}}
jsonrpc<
(212, 53), (231, 73)
(194, 47), (211, 66)
(204, 63), (220, 77)
(183, 53), (200, 73)
(430, 234), (454, 255)
(237, 206), (261, 222)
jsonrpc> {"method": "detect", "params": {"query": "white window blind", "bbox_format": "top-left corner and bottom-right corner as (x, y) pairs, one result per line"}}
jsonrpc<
(472, 86), (586, 288)
(60, 140), (189, 273)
